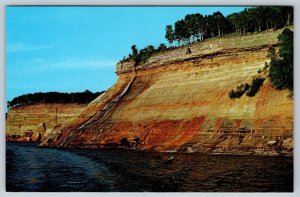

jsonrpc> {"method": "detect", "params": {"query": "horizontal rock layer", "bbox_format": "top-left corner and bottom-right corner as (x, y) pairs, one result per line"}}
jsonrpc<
(9, 28), (293, 155)
(6, 104), (86, 141)
(40, 28), (293, 155)
(116, 28), (286, 74)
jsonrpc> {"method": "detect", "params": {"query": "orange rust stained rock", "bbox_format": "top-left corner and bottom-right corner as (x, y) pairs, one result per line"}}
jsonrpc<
(165, 117), (206, 148)
(214, 117), (223, 132)
(31, 28), (294, 155)
(235, 119), (241, 129)
(6, 104), (86, 142)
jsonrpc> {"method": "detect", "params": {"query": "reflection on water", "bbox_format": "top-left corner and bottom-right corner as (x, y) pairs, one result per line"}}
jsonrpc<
(6, 142), (293, 192)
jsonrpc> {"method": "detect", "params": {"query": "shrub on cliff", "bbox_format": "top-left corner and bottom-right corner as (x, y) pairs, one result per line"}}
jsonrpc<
(158, 43), (167, 52)
(268, 28), (293, 91)
(124, 44), (169, 65)
(229, 76), (265, 99)
(246, 76), (265, 97)
(228, 83), (250, 99)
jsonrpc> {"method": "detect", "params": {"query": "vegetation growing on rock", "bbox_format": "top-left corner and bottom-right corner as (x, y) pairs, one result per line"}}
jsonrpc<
(122, 6), (293, 66)
(246, 76), (265, 97)
(122, 44), (170, 65)
(228, 83), (250, 99)
(228, 27), (293, 100)
(229, 76), (265, 99)
(268, 28), (293, 91)
(7, 90), (104, 110)
(167, 6), (293, 45)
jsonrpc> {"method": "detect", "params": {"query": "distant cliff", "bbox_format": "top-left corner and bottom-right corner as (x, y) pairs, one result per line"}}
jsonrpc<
(16, 27), (294, 155)
(6, 104), (86, 142)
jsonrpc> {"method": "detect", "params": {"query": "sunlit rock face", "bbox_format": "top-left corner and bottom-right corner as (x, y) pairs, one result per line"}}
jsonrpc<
(6, 104), (86, 142)
(40, 28), (293, 155)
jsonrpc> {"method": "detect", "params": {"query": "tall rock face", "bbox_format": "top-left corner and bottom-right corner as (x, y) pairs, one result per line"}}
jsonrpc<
(6, 104), (86, 142)
(41, 28), (293, 155)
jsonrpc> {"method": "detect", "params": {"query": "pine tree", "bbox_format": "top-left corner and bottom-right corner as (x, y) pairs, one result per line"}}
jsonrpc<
(165, 25), (174, 47)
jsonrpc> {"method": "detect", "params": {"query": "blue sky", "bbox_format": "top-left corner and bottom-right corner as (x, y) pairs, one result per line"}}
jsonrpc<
(6, 6), (247, 103)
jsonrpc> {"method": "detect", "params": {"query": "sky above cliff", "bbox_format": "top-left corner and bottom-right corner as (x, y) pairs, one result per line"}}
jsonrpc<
(6, 6), (247, 104)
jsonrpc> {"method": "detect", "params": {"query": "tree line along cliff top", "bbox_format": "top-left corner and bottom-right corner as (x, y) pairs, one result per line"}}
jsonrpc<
(8, 6), (294, 110)
(117, 6), (293, 71)
(7, 90), (104, 110)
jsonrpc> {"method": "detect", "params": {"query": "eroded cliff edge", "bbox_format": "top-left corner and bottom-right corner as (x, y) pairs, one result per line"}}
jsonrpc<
(37, 28), (293, 155)
(6, 104), (86, 141)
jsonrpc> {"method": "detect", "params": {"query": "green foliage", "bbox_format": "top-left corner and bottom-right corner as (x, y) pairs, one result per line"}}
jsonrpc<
(229, 76), (265, 99)
(212, 11), (229, 36)
(226, 6), (292, 36)
(269, 59), (293, 90)
(269, 59), (285, 89)
(130, 45), (139, 62)
(246, 76), (265, 97)
(267, 47), (276, 60)
(165, 6), (293, 47)
(269, 28), (293, 91)
(158, 43), (167, 52)
(124, 43), (172, 65)
(122, 7), (293, 66)
(136, 45), (156, 65)
(278, 28), (293, 64)
(165, 25), (174, 46)
(227, 12), (240, 33)
(7, 90), (104, 110)
(174, 19), (189, 45)
(228, 83), (250, 99)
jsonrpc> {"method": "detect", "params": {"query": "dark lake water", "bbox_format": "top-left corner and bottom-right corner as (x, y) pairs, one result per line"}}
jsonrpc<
(6, 142), (293, 192)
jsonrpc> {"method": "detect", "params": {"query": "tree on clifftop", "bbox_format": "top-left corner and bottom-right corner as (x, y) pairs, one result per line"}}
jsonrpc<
(7, 91), (103, 110)
(158, 43), (167, 51)
(131, 45), (138, 59)
(278, 28), (293, 64)
(165, 25), (174, 47)
(269, 28), (293, 91)
(212, 11), (228, 36)
(174, 20), (189, 46)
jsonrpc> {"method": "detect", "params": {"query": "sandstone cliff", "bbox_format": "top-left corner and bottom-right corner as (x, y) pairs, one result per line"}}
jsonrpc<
(6, 104), (86, 142)
(36, 28), (294, 155)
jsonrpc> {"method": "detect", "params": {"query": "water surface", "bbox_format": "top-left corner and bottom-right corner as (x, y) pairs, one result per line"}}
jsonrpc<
(6, 142), (293, 192)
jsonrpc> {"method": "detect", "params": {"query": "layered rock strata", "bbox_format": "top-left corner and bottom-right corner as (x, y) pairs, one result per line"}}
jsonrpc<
(10, 28), (293, 155)
(6, 104), (86, 142)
